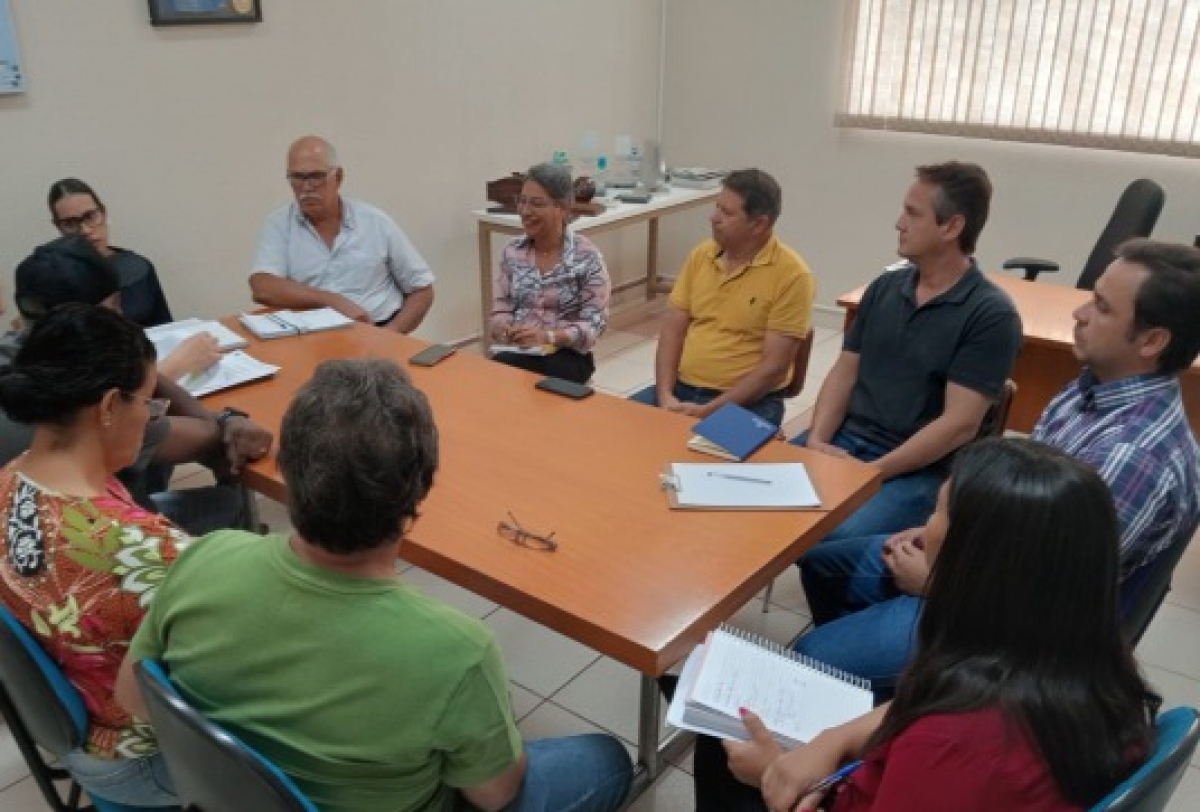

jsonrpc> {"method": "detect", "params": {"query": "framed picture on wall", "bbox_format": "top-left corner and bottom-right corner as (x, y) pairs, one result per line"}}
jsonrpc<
(148, 0), (262, 26)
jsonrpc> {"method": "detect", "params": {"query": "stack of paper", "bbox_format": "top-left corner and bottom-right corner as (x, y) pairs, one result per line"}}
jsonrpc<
(239, 308), (354, 340)
(670, 168), (729, 190)
(661, 462), (821, 510)
(177, 351), (280, 397)
(145, 319), (248, 356)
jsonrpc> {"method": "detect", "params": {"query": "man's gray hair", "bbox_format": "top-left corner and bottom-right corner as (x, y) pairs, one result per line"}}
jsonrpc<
(278, 359), (439, 554)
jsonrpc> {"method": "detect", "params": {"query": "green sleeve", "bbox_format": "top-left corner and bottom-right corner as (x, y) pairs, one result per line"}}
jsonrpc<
(434, 638), (524, 789)
(127, 582), (167, 665)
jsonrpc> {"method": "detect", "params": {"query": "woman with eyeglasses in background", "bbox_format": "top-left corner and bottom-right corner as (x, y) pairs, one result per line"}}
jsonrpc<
(489, 162), (611, 385)
(47, 177), (218, 381)
(0, 304), (186, 807)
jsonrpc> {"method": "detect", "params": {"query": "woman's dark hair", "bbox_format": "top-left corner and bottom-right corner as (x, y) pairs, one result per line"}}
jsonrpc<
(870, 437), (1154, 806)
(0, 303), (155, 427)
(278, 359), (439, 553)
(48, 178), (105, 218)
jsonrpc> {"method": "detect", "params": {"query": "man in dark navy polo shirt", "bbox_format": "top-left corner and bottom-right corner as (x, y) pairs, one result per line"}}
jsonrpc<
(792, 161), (1022, 540)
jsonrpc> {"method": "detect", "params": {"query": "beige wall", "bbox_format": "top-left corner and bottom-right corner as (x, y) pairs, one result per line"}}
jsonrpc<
(0, 1), (663, 340)
(661, 2), (1200, 312)
(5, 2), (1198, 339)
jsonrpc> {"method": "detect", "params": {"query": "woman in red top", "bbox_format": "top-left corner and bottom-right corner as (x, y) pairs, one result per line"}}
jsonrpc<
(723, 438), (1155, 812)
(0, 304), (185, 807)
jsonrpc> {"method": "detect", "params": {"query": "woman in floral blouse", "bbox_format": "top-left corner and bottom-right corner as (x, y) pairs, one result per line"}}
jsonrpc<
(489, 162), (611, 385)
(0, 303), (186, 807)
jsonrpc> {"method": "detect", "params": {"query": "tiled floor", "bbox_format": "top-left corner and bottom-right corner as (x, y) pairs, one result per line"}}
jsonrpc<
(3, 309), (1199, 810)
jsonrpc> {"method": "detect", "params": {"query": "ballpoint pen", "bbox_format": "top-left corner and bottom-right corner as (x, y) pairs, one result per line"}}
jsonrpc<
(267, 313), (304, 334)
(707, 472), (771, 485)
(803, 759), (863, 797)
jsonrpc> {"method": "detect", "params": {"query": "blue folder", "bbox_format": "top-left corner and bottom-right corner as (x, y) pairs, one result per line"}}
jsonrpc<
(688, 403), (777, 462)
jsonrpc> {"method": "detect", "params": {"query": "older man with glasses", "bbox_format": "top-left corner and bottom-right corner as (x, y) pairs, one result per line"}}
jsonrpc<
(249, 135), (435, 333)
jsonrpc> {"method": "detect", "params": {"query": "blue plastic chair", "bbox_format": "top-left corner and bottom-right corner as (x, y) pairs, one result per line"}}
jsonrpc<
(1090, 706), (1200, 811)
(134, 660), (317, 812)
(0, 607), (155, 812)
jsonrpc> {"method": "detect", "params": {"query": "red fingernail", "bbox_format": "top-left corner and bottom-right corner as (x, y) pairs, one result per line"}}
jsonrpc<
(738, 706), (748, 716)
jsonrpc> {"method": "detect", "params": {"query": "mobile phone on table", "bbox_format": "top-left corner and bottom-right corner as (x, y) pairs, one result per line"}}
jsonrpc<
(535, 376), (594, 399)
(409, 344), (457, 367)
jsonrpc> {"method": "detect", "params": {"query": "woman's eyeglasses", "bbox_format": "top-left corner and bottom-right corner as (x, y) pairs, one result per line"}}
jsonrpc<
(54, 208), (106, 234)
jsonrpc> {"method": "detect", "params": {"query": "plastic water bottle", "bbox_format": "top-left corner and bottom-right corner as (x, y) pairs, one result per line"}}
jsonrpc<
(594, 156), (609, 195)
(576, 129), (601, 182)
(628, 143), (644, 189)
(551, 150), (571, 176)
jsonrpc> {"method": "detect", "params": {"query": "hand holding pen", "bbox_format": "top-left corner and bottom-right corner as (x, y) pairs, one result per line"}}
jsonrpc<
(793, 760), (862, 810)
(762, 746), (864, 812)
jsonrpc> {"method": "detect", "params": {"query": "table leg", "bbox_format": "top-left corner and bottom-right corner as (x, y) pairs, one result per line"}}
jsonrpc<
(629, 674), (694, 800)
(478, 225), (494, 342)
(637, 675), (664, 780)
(646, 216), (661, 300)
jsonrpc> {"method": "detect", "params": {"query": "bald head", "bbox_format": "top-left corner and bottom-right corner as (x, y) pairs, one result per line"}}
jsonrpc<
(287, 135), (339, 169)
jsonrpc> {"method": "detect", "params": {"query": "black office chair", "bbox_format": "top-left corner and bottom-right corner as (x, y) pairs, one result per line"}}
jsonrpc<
(1089, 706), (1200, 811)
(134, 660), (317, 812)
(1004, 179), (1165, 289)
(0, 607), (150, 812)
(1119, 527), (1198, 647)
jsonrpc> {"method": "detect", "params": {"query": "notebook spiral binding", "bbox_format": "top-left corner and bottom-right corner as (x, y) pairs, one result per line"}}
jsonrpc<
(719, 623), (872, 691)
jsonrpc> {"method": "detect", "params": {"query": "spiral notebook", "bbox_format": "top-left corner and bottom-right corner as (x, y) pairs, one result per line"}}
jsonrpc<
(238, 308), (354, 339)
(667, 625), (873, 749)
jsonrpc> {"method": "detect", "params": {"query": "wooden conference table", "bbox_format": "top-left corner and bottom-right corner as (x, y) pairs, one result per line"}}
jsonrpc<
(838, 272), (1200, 435)
(473, 185), (719, 338)
(204, 321), (879, 785)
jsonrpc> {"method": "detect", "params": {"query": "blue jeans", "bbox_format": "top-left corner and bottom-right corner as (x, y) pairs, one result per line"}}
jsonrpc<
(629, 382), (785, 427)
(500, 734), (632, 812)
(789, 429), (941, 541)
(795, 534), (921, 696)
(61, 751), (178, 808)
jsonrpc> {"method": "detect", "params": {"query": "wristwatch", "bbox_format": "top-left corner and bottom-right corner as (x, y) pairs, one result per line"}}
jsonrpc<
(215, 407), (249, 428)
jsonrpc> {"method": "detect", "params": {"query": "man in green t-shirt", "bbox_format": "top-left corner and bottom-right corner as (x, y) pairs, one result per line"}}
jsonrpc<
(116, 359), (631, 812)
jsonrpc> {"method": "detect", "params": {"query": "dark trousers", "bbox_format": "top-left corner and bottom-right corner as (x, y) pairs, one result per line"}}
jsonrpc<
(658, 675), (768, 812)
(492, 349), (595, 384)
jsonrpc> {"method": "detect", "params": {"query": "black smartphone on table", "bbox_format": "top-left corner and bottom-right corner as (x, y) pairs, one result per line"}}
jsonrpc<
(535, 377), (594, 399)
(409, 344), (457, 367)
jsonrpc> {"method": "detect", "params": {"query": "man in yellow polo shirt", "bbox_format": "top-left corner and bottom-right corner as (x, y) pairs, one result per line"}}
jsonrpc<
(631, 169), (814, 425)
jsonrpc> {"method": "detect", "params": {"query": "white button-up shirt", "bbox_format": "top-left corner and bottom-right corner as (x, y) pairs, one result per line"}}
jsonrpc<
(252, 197), (434, 323)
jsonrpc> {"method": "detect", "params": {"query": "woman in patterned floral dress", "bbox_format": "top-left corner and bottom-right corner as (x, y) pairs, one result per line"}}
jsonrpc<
(0, 303), (186, 807)
(489, 162), (611, 385)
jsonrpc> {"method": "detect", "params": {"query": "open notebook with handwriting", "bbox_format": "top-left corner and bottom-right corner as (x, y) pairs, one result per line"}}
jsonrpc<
(667, 625), (873, 749)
